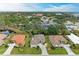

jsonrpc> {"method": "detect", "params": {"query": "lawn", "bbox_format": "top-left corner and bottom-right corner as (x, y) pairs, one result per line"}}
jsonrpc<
(72, 48), (79, 55)
(0, 45), (8, 54)
(48, 48), (67, 55)
(11, 47), (41, 54)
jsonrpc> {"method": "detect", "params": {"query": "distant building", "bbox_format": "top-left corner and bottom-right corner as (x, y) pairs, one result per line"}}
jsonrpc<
(75, 22), (79, 30)
(30, 34), (45, 48)
(56, 13), (62, 15)
(65, 21), (77, 31)
(41, 16), (56, 29)
(33, 13), (43, 17)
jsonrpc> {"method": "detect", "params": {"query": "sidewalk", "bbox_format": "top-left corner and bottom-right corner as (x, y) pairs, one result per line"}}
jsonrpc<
(61, 44), (75, 55)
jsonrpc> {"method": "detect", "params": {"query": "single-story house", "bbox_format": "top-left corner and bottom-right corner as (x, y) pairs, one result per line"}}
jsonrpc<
(66, 33), (79, 44)
(11, 34), (25, 47)
(30, 34), (45, 48)
(49, 35), (66, 47)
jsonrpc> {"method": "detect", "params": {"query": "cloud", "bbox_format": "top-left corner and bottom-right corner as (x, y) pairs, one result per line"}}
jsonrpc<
(0, 3), (78, 12)
(44, 4), (78, 12)
(0, 3), (42, 11)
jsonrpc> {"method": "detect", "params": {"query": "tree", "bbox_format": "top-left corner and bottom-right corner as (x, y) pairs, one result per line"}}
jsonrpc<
(48, 25), (59, 35)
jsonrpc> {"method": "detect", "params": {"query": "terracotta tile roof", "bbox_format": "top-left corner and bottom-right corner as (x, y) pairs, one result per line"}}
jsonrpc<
(12, 34), (25, 46)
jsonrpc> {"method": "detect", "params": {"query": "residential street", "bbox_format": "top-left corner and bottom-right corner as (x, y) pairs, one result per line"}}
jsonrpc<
(3, 43), (16, 55)
(61, 44), (75, 55)
(38, 43), (48, 55)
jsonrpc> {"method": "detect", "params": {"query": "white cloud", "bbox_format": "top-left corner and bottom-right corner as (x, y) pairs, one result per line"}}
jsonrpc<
(0, 3), (42, 11)
(44, 4), (77, 12)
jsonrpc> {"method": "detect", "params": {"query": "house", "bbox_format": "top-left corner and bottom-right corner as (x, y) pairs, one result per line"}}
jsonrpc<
(49, 35), (66, 47)
(65, 21), (77, 31)
(56, 13), (62, 15)
(11, 34), (25, 47)
(0, 34), (8, 46)
(30, 34), (45, 48)
(66, 33), (79, 44)
(33, 13), (43, 17)
(75, 22), (79, 30)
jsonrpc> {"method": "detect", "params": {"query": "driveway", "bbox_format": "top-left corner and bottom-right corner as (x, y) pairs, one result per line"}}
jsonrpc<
(38, 43), (48, 55)
(61, 44), (75, 55)
(3, 43), (16, 55)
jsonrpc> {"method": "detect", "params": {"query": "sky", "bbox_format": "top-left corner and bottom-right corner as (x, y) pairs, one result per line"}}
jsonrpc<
(0, 3), (79, 12)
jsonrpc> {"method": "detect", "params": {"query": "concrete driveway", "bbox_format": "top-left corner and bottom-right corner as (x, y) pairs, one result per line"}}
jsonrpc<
(38, 43), (48, 55)
(3, 43), (16, 55)
(61, 44), (75, 55)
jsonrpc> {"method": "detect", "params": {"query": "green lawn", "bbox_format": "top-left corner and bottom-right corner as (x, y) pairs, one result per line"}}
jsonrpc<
(72, 48), (79, 55)
(48, 48), (67, 55)
(0, 45), (8, 54)
(11, 47), (41, 54)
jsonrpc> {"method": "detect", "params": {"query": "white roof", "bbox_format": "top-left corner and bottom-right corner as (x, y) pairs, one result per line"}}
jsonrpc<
(67, 33), (79, 44)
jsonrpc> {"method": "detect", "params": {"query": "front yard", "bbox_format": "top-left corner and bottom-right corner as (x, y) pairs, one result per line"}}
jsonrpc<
(70, 44), (79, 55)
(45, 35), (67, 55)
(72, 48), (79, 55)
(0, 45), (8, 54)
(48, 48), (67, 55)
(11, 47), (41, 54)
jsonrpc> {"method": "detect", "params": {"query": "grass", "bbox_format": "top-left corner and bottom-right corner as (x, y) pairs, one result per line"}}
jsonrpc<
(11, 47), (41, 54)
(0, 45), (8, 54)
(48, 48), (67, 55)
(72, 48), (79, 55)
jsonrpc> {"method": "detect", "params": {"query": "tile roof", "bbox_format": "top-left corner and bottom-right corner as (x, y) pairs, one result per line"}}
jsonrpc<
(0, 34), (7, 40)
(31, 34), (45, 45)
(11, 34), (25, 46)
(49, 35), (65, 45)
